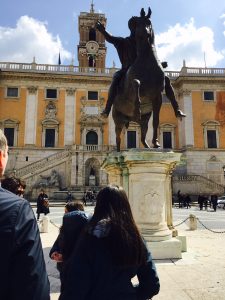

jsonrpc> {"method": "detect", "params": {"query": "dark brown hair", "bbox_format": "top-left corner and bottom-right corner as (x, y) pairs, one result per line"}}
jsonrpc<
(87, 185), (147, 266)
(65, 201), (84, 212)
(1, 176), (26, 196)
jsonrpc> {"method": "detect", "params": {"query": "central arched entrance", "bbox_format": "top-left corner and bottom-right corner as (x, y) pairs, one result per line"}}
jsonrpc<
(85, 157), (100, 186)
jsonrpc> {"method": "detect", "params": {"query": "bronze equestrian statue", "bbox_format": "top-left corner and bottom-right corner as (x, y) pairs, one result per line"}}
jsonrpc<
(96, 7), (185, 151)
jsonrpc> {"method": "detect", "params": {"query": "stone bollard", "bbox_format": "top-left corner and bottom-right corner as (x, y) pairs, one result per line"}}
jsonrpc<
(189, 214), (197, 230)
(39, 215), (49, 233)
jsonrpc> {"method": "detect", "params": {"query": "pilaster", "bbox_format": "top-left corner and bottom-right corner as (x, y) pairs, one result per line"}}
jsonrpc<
(64, 88), (76, 145)
(179, 89), (194, 148)
(24, 86), (38, 145)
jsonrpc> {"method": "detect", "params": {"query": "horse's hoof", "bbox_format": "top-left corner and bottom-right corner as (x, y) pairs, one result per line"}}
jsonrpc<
(176, 110), (186, 119)
(152, 140), (160, 148)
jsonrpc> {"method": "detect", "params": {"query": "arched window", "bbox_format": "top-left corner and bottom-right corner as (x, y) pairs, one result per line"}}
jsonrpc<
(86, 131), (98, 145)
(89, 28), (96, 41)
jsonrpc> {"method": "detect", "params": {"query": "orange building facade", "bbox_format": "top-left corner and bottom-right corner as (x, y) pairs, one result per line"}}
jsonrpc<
(0, 6), (225, 199)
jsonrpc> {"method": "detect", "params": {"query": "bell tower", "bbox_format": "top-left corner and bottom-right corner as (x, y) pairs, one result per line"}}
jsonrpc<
(78, 2), (107, 68)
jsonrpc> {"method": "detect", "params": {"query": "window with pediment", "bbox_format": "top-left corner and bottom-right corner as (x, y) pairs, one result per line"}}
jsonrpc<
(202, 120), (220, 149)
(0, 119), (19, 146)
(159, 123), (176, 149)
(42, 119), (59, 148)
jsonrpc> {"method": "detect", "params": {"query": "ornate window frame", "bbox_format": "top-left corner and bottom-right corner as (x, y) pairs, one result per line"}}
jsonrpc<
(124, 122), (140, 149)
(202, 120), (220, 149)
(0, 118), (20, 146)
(41, 119), (59, 147)
(159, 123), (176, 149)
(80, 114), (105, 147)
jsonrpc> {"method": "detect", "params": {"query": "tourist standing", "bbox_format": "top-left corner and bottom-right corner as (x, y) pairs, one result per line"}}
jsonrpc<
(0, 129), (50, 299)
(37, 189), (50, 220)
(59, 185), (160, 300)
(211, 194), (218, 212)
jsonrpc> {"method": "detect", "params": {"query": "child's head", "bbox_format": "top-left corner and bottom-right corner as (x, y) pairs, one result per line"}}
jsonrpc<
(64, 200), (84, 213)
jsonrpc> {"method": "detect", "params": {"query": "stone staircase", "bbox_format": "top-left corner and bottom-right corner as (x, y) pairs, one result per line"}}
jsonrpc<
(15, 149), (71, 179)
(172, 174), (225, 196)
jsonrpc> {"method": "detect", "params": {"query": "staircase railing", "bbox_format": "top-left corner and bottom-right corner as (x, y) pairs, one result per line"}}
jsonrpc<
(173, 174), (225, 193)
(16, 149), (71, 178)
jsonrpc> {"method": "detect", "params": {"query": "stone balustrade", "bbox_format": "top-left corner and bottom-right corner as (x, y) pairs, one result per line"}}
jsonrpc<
(1, 61), (224, 79)
(0, 62), (116, 77)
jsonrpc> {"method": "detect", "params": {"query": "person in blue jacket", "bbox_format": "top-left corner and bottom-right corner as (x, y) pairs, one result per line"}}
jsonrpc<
(59, 184), (160, 300)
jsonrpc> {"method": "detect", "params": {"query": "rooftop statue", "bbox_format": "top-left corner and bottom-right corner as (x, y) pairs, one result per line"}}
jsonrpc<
(96, 7), (185, 151)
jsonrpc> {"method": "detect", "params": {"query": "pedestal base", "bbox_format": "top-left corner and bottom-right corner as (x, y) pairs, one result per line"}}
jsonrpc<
(102, 149), (185, 260)
(147, 238), (182, 259)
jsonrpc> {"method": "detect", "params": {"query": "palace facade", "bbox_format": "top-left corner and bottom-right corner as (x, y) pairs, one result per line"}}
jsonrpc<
(1, 6), (225, 200)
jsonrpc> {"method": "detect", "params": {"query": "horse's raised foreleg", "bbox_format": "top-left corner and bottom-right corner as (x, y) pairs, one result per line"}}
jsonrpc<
(152, 96), (162, 148)
(140, 112), (151, 148)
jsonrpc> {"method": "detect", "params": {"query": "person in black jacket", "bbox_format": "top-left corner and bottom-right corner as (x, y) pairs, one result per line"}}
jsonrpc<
(37, 189), (50, 220)
(59, 185), (160, 300)
(0, 129), (50, 300)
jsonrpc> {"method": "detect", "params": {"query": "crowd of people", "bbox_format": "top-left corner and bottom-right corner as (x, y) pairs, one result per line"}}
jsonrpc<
(176, 190), (220, 211)
(0, 128), (160, 300)
(82, 188), (96, 205)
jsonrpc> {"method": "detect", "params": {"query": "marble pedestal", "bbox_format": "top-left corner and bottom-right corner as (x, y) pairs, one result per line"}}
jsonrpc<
(101, 149), (183, 259)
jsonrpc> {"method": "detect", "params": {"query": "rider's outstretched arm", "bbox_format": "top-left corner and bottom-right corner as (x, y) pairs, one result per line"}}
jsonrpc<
(96, 21), (120, 45)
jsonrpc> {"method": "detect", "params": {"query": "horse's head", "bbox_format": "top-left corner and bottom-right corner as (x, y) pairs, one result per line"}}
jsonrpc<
(128, 7), (154, 44)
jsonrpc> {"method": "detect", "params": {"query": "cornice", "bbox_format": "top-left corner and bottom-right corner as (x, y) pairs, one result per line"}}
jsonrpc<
(0, 72), (112, 85)
(173, 76), (225, 88)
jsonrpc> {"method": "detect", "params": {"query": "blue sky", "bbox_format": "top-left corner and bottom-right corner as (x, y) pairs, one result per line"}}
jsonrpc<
(0, 0), (224, 70)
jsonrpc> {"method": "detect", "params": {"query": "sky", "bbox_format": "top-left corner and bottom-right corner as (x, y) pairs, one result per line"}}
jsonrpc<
(0, 0), (224, 70)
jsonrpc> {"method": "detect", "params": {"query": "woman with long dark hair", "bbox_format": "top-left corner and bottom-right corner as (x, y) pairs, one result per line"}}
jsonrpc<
(59, 185), (160, 300)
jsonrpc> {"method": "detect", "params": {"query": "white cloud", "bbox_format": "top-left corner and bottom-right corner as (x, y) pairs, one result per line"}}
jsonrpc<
(0, 16), (72, 64)
(220, 13), (225, 36)
(155, 18), (224, 70)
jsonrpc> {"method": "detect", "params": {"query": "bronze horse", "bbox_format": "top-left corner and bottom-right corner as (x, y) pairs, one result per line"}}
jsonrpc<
(112, 8), (165, 152)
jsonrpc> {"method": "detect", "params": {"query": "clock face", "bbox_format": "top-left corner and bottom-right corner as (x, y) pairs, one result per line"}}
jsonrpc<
(86, 41), (99, 54)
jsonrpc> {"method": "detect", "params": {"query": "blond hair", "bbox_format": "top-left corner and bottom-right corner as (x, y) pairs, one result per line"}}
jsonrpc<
(0, 129), (7, 151)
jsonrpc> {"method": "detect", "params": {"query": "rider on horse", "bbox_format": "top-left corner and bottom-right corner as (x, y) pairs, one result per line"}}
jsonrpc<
(96, 16), (186, 120)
